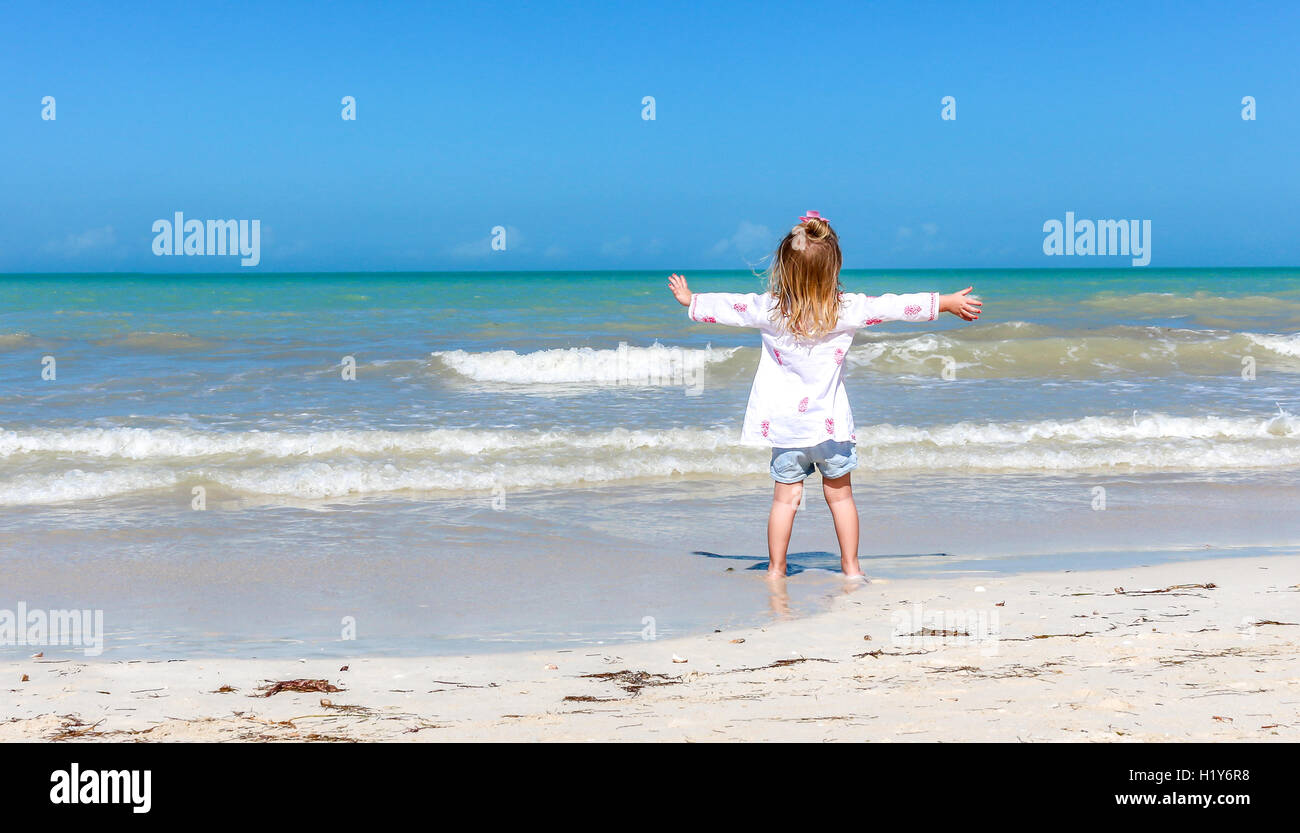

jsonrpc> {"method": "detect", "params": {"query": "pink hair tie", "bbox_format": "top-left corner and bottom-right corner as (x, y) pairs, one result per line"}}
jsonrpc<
(800, 210), (828, 223)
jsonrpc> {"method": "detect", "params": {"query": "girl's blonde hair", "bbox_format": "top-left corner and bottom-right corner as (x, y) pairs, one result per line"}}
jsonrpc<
(767, 217), (843, 339)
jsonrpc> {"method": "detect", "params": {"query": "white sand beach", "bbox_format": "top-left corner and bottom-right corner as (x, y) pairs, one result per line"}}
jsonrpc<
(3, 554), (1297, 742)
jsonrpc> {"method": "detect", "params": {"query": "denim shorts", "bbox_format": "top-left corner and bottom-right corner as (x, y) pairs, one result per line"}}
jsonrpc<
(769, 440), (858, 483)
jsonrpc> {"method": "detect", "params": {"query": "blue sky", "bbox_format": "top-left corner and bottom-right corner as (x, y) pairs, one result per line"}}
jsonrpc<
(1, 0), (1297, 272)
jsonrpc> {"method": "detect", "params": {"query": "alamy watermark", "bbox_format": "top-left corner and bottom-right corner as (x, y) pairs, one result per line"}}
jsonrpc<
(612, 341), (707, 395)
(1042, 212), (1151, 266)
(1, 602), (104, 657)
(50, 764), (151, 814)
(152, 212), (261, 266)
(892, 602), (1000, 656)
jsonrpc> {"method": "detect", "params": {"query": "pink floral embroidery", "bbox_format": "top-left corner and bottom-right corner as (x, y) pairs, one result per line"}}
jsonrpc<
(773, 349), (783, 365)
(833, 348), (844, 365)
(797, 397), (809, 413)
(904, 304), (922, 317)
(733, 302), (747, 312)
(825, 418), (835, 435)
(701, 316), (716, 323)
(850, 432), (856, 442)
(863, 318), (883, 326)
(760, 420), (770, 438)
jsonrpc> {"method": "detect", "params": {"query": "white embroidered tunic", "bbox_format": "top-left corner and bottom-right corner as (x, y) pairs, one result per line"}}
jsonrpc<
(688, 290), (938, 447)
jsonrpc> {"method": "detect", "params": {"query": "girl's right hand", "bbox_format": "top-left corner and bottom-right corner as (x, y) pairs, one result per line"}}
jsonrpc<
(668, 273), (693, 307)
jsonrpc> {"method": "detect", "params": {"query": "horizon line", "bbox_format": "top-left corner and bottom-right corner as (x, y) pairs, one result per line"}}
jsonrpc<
(3, 264), (1297, 277)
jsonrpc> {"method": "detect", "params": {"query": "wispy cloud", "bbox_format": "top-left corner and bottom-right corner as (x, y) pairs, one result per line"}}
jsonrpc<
(43, 225), (120, 258)
(447, 225), (520, 259)
(600, 236), (632, 257)
(894, 223), (945, 254)
(710, 220), (774, 261)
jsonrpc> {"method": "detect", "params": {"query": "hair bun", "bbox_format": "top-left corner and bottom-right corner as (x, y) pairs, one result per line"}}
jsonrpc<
(800, 217), (831, 240)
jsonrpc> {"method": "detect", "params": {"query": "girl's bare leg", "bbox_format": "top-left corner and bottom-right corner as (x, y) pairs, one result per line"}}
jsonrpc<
(767, 480), (803, 577)
(822, 473), (862, 577)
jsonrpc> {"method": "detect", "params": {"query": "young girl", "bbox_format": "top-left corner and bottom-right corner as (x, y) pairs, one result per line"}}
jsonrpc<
(668, 211), (982, 579)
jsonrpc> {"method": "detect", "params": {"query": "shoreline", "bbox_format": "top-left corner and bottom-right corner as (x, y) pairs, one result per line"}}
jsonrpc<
(3, 553), (1297, 742)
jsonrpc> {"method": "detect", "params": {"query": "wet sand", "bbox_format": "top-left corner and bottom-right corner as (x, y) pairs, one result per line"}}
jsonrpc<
(3, 553), (1296, 742)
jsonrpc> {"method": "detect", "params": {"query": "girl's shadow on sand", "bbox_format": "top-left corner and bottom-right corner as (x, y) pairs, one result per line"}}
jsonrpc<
(694, 550), (949, 576)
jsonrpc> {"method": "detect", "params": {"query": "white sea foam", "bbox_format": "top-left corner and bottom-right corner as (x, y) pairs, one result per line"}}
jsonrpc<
(846, 328), (1300, 377)
(425, 330), (1300, 387)
(431, 343), (741, 385)
(858, 411), (1300, 444)
(1, 412), (1298, 504)
(0, 468), (180, 505)
(1244, 333), (1300, 358)
(0, 426), (742, 460)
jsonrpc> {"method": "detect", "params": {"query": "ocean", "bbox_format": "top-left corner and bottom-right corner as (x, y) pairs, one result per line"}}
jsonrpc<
(2, 268), (1298, 657)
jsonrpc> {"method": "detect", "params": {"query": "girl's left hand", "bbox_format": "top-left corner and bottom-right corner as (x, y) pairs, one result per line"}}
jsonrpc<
(668, 273), (693, 307)
(941, 286), (982, 321)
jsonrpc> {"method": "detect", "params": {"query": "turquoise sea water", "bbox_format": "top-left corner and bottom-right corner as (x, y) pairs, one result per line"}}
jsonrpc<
(2, 268), (1298, 657)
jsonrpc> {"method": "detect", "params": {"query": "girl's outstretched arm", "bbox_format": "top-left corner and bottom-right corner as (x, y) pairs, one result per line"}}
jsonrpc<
(668, 273), (766, 328)
(844, 290), (942, 325)
(844, 287), (982, 326)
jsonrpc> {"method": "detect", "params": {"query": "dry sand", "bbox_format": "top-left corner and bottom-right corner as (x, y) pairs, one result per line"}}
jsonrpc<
(3, 554), (1297, 742)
